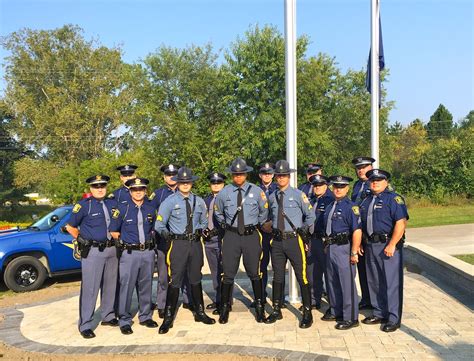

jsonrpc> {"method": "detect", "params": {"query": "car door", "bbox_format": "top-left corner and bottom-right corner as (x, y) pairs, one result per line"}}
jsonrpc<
(49, 208), (81, 272)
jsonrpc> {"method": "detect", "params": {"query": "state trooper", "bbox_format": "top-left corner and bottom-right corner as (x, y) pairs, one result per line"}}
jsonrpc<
(306, 174), (334, 310)
(265, 160), (315, 328)
(320, 175), (362, 330)
(108, 164), (138, 205)
(66, 175), (118, 339)
(351, 156), (375, 310)
(202, 172), (228, 314)
(214, 157), (269, 324)
(149, 164), (192, 317)
(359, 169), (408, 332)
(298, 163), (323, 198)
(155, 167), (215, 334)
(109, 178), (158, 334)
(257, 162), (278, 306)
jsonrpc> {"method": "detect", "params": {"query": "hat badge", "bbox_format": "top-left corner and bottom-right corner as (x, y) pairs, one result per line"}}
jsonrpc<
(124, 165), (130, 170)
(96, 175), (102, 181)
(135, 178), (140, 184)
(214, 173), (218, 178)
(169, 164), (174, 171)
(236, 163), (240, 169)
(358, 158), (362, 163)
(183, 172), (187, 177)
(373, 170), (379, 175)
(280, 165), (283, 170)
(337, 176), (342, 182)
(265, 163), (269, 168)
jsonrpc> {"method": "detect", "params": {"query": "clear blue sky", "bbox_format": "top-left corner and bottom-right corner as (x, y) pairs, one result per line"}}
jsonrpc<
(1, 0), (472, 125)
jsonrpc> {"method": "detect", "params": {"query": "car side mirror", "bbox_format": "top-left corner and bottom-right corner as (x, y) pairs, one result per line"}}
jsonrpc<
(50, 215), (59, 223)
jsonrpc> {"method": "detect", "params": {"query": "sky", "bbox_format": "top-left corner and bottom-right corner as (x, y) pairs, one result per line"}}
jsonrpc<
(0, 0), (472, 125)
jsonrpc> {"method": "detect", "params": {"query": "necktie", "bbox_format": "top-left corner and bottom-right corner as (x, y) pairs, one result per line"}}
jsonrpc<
(101, 201), (111, 239)
(237, 188), (245, 234)
(208, 196), (215, 230)
(277, 191), (285, 232)
(356, 182), (364, 202)
(325, 201), (337, 236)
(185, 197), (193, 234)
(137, 207), (146, 244)
(367, 196), (377, 236)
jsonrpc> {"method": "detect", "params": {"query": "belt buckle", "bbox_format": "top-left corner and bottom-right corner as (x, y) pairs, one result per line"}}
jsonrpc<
(187, 234), (194, 241)
(139, 243), (145, 251)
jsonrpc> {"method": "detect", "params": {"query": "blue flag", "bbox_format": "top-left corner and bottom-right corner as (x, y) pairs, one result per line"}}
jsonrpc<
(366, 17), (385, 107)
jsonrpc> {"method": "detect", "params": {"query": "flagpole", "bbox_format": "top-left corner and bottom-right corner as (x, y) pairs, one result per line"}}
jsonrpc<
(370, 0), (380, 168)
(284, 0), (299, 303)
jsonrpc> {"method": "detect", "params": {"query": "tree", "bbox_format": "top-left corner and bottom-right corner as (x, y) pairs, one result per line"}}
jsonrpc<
(426, 104), (454, 139)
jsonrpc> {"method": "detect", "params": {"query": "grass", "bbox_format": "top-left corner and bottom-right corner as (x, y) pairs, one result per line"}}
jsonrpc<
(407, 204), (474, 228)
(454, 254), (474, 265)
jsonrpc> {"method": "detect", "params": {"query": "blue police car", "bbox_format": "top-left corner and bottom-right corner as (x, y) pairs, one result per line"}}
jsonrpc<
(0, 205), (81, 292)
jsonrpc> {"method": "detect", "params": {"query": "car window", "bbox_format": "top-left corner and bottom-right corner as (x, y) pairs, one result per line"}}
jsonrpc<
(28, 208), (71, 231)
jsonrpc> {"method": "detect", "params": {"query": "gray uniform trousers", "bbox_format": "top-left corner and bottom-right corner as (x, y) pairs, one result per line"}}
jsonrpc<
(307, 236), (329, 305)
(326, 243), (358, 322)
(79, 246), (118, 332)
(118, 248), (155, 327)
(204, 236), (223, 304)
(365, 243), (403, 324)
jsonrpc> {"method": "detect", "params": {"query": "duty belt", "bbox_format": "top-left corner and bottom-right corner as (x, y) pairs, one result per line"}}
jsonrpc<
(119, 240), (155, 251)
(366, 233), (390, 243)
(272, 229), (298, 241)
(323, 232), (350, 245)
(206, 228), (220, 238)
(313, 231), (325, 239)
(170, 232), (202, 242)
(225, 224), (257, 236)
(90, 239), (115, 251)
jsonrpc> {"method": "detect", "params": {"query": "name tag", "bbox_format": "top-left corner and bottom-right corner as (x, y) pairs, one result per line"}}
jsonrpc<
(91, 213), (99, 216)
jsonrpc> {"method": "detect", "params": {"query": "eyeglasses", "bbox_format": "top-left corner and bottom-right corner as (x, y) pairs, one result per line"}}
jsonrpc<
(90, 184), (106, 189)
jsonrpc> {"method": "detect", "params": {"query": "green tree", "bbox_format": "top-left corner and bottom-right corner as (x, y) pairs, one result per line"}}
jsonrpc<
(426, 104), (454, 139)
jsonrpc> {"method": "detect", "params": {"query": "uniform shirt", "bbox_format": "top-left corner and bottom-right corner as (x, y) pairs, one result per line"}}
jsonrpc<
(268, 186), (315, 232)
(351, 180), (371, 204)
(149, 185), (176, 211)
(359, 189), (409, 235)
(155, 192), (208, 235)
(323, 197), (361, 236)
(214, 182), (269, 227)
(298, 182), (313, 198)
(311, 188), (335, 234)
(259, 182), (278, 197)
(109, 200), (156, 244)
(67, 197), (117, 242)
(108, 186), (132, 205)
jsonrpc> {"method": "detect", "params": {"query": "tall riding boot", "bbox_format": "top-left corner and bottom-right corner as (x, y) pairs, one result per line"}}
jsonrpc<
(300, 283), (313, 329)
(191, 283), (216, 325)
(218, 282), (233, 324)
(159, 286), (179, 334)
(265, 282), (283, 324)
(251, 279), (267, 323)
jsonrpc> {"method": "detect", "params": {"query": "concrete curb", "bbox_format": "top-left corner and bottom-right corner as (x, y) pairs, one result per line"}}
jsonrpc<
(404, 242), (473, 296)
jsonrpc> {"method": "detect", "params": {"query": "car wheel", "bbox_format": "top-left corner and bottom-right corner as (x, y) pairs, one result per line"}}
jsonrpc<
(3, 256), (47, 292)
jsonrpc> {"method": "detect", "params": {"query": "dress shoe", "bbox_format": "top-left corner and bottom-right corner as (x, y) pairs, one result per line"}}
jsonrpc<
(139, 319), (158, 328)
(299, 304), (320, 311)
(382, 322), (400, 332)
(206, 302), (218, 310)
(120, 325), (133, 335)
(362, 316), (387, 325)
(358, 302), (373, 310)
(101, 318), (119, 327)
(80, 329), (96, 339)
(182, 303), (194, 311)
(158, 309), (165, 319)
(321, 309), (337, 321)
(335, 320), (359, 330)
(250, 299), (267, 308)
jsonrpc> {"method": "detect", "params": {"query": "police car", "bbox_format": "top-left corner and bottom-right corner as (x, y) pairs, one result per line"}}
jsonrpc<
(0, 206), (81, 292)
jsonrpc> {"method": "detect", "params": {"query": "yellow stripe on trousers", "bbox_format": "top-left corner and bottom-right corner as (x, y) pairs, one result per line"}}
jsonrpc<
(297, 235), (308, 285)
(257, 230), (263, 279)
(166, 241), (173, 279)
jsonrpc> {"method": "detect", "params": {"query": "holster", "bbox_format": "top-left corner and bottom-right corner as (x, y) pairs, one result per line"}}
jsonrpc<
(115, 239), (123, 258)
(297, 227), (312, 244)
(77, 235), (92, 259)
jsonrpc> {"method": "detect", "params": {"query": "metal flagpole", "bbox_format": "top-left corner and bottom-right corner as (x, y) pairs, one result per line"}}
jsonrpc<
(370, 0), (380, 168)
(284, 0), (299, 304)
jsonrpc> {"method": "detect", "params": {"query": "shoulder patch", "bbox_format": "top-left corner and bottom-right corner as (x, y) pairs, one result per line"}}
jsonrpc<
(394, 196), (404, 205)
(107, 193), (115, 199)
(264, 202), (268, 209)
(157, 214), (163, 222)
(72, 204), (81, 213)
(148, 192), (155, 200)
(302, 193), (309, 204)
(260, 191), (267, 201)
(112, 208), (120, 219)
(352, 206), (360, 216)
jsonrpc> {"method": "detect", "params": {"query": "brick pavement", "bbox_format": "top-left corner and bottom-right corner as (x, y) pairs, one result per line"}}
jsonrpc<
(0, 269), (472, 360)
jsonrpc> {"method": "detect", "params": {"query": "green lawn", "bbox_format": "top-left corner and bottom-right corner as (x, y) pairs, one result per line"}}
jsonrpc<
(454, 254), (474, 265)
(407, 204), (474, 228)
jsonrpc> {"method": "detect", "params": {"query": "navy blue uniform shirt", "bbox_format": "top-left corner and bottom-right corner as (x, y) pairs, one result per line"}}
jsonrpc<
(259, 182), (278, 197)
(359, 189), (409, 235)
(323, 197), (361, 236)
(109, 200), (156, 244)
(298, 182), (313, 198)
(149, 185), (176, 211)
(312, 188), (335, 234)
(351, 180), (371, 204)
(108, 186), (132, 205)
(68, 197), (117, 242)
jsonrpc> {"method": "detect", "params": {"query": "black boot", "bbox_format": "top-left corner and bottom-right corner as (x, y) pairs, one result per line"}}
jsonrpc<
(159, 286), (179, 334)
(251, 279), (267, 323)
(265, 282), (283, 324)
(299, 284), (313, 329)
(218, 282), (233, 324)
(191, 283), (216, 325)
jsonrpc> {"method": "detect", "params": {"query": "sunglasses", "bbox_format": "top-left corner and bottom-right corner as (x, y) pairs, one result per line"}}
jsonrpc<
(90, 184), (107, 189)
